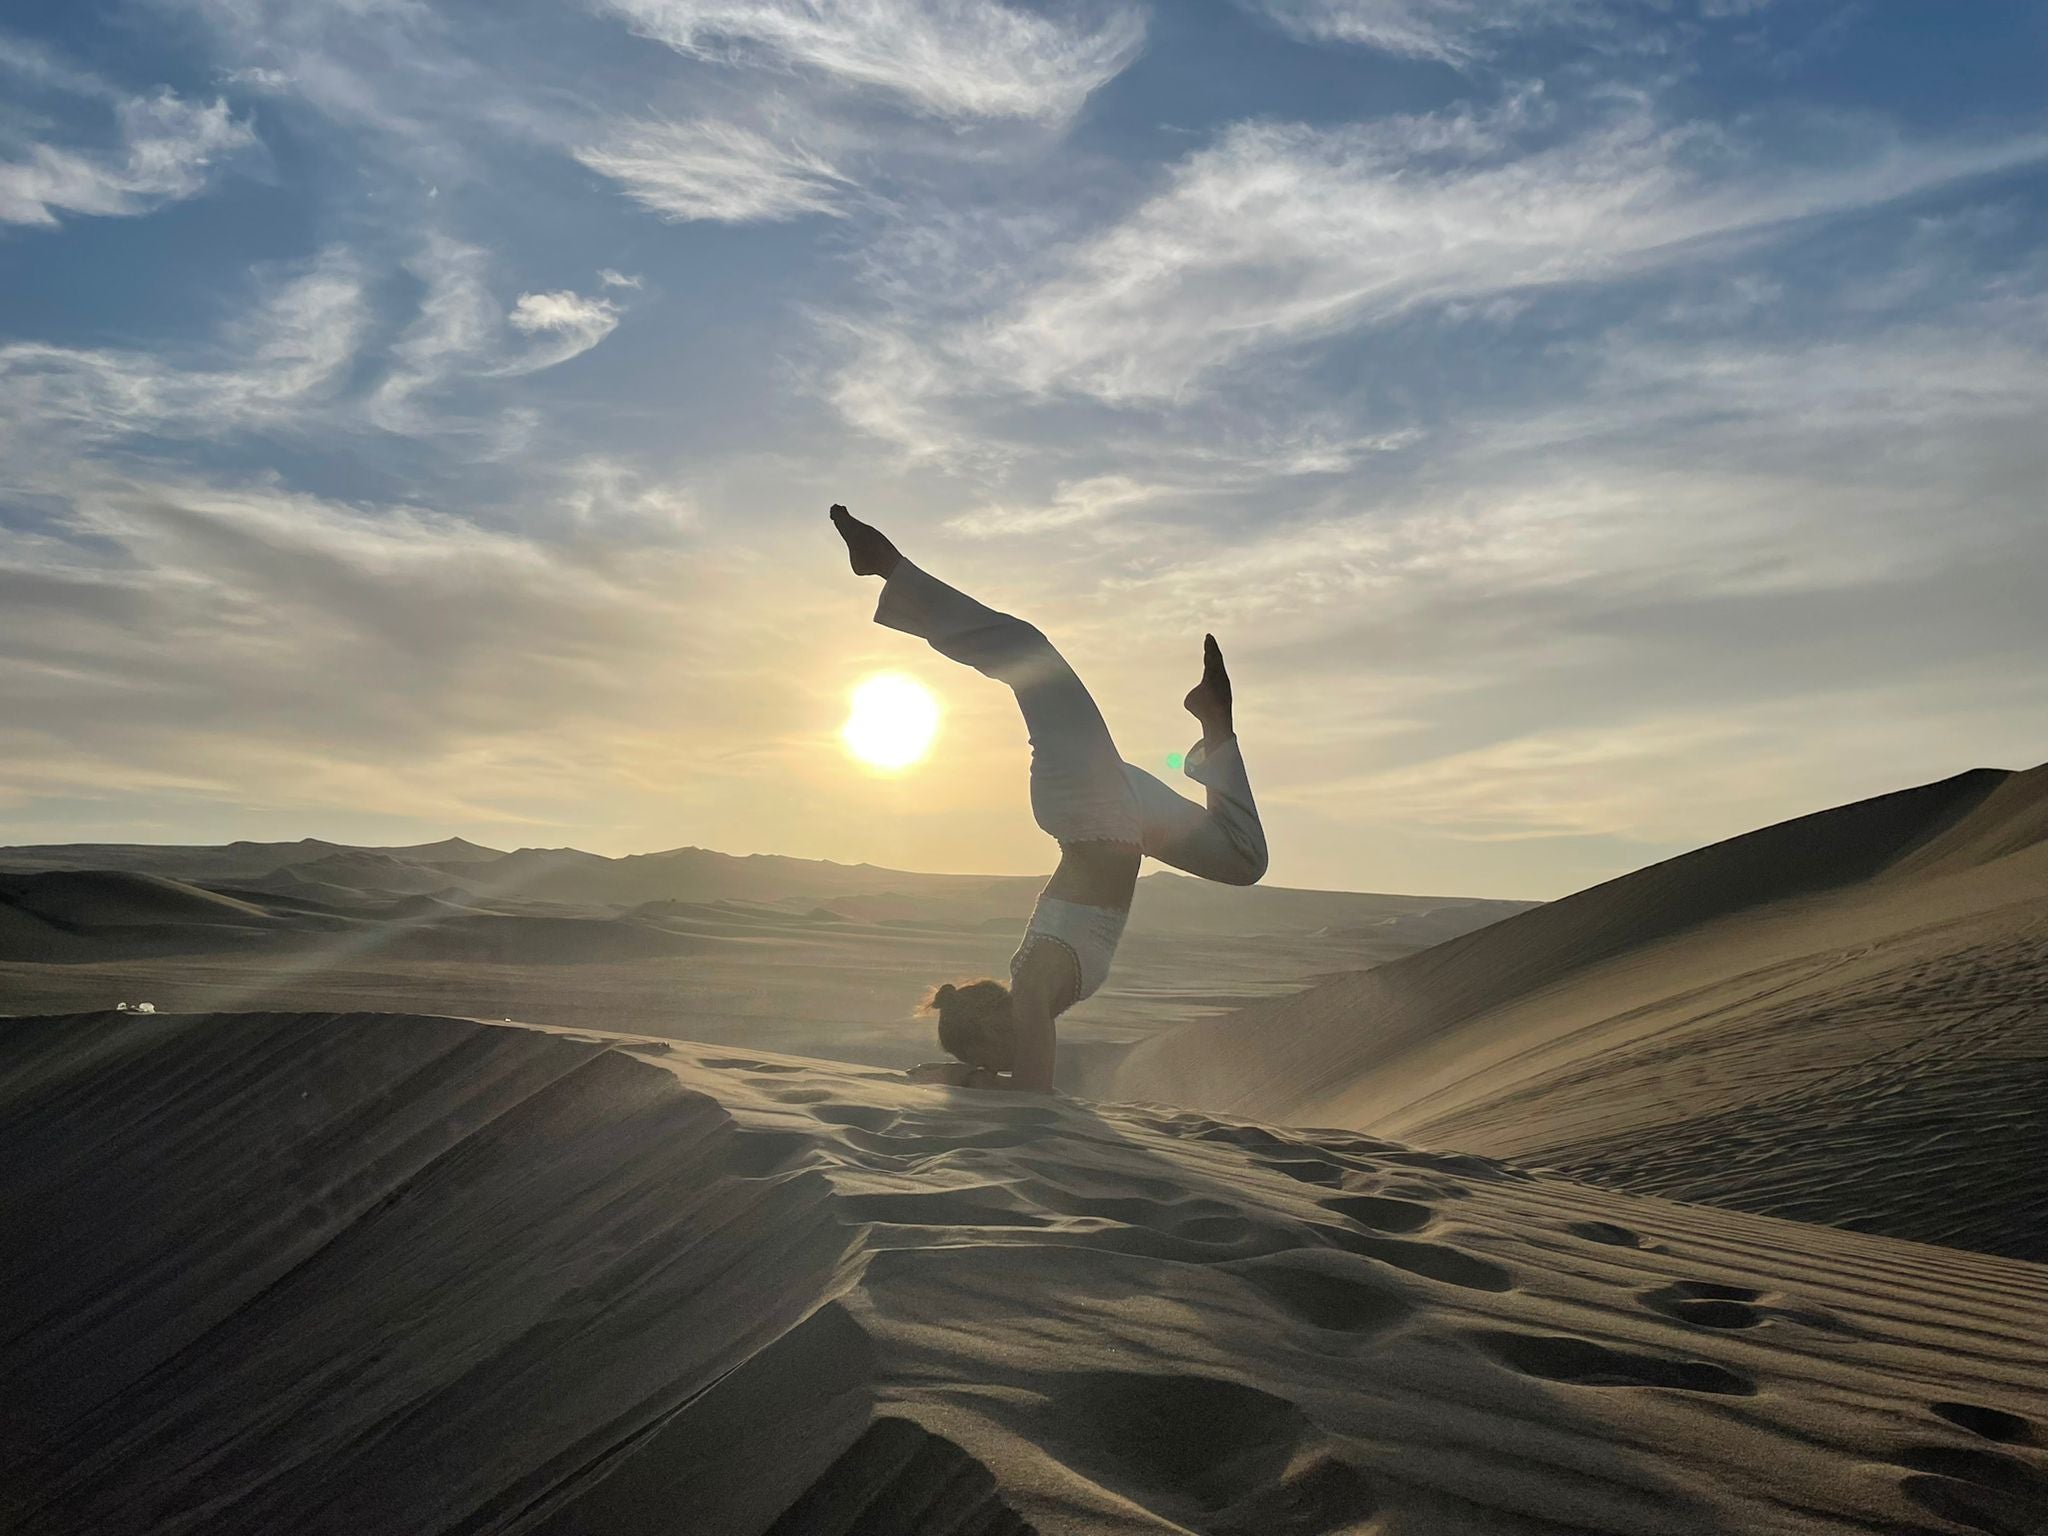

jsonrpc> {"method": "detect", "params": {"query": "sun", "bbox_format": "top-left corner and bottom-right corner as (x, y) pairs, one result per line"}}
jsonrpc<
(841, 673), (941, 771)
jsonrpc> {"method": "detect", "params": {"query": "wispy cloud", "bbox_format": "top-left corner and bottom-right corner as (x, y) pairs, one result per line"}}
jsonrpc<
(504, 290), (622, 372)
(577, 118), (848, 222)
(1243, 0), (1620, 63)
(0, 253), (366, 454)
(595, 0), (1145, 121)
(0, 466), (700, 812)
(824, 96), (2048, 453)
(0, 87), (256, 227)
(943, 473), (1167, 538)
(990, 107), (2048, 402)
(0, 241), (621, 455)
(370, 238), (625, 428)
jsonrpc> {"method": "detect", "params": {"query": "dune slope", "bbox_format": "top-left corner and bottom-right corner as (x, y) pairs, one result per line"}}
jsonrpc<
(4, 1010), (2046, 1535)
(1106, 766), (2048, 1259)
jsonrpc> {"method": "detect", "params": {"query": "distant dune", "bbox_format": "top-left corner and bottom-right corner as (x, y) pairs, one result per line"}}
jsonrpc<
(2, 1010), (2043, 1534)
(2, 871), (277, 930)
(0, 836), (1522, 1067)
(0, 834), (1534, 939)
(1106, 764), (2048, 1259)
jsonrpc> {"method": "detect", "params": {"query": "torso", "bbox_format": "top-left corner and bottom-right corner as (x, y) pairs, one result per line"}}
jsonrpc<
(1011, 841), (1141, 1014)
(1043, 840), (1141, 907)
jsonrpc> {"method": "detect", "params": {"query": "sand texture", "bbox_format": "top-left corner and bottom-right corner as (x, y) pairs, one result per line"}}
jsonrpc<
(1104, 766), (2048, 1260)
(5, 1008), (2047, 1535)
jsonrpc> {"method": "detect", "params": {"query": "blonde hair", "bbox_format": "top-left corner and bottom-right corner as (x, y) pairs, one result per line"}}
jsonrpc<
(921, 978), (1014, 1069)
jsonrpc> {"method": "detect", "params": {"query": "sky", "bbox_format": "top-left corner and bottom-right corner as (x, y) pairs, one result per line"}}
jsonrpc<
(1, 0), (2044, 900)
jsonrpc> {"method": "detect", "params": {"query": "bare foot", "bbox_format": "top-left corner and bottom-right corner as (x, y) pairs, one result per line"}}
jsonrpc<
(1183, 633), (1233, 744)
(830, 504), (901, 578)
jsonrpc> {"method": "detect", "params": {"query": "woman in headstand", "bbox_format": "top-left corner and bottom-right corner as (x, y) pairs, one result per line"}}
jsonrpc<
(831, 504), (1268, 1094)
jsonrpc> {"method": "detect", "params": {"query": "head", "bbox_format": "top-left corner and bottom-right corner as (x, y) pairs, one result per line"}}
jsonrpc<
(921, 978), (1015, 1072)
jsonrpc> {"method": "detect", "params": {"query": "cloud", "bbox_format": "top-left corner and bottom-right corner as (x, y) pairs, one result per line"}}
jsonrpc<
(370, 239), (624, 428)
(598, 268), (644, 288)
(824, 98), (2048, 449)
(0, 87), (256, 227)
(556, 455), (696, 538)
(504, 289), (622, 372)
(577, 118), (848, 222)
(0, 252), (367, 454)
(991, 108), (2048, 402)
(0, 241), (619, 453)
(943, 474), (1167, 538)
(594, 0), (1145, 121)
(0, 32), (125, 100)
(1242, 0), (1619, 63)
(0, 466), (701, 810)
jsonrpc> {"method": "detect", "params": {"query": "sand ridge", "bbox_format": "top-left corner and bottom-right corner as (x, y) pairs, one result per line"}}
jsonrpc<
(1105, 764), (2048, 1259)
(4, 1009), (2046, 1534)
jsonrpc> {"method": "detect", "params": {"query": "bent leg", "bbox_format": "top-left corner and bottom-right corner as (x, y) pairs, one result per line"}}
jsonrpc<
(1123, 734), (1267, 885)
(876, 561), (1139, 847)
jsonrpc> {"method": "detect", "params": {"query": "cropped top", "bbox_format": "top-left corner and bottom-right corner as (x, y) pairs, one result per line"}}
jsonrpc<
(1010, 893), (1129, 1005)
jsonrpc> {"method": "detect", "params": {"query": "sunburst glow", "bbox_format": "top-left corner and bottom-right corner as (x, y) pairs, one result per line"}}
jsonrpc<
(842, 673), (941, 771)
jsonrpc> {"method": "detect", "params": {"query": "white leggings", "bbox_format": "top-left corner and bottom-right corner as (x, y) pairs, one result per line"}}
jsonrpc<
(875, 560), (1267, 885)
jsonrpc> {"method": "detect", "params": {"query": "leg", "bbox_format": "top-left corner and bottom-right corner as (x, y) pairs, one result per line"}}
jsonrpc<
(842, 512), (1139, 848)
(1123, 740), (1267, 885)
(1122, 635), (1267, 885)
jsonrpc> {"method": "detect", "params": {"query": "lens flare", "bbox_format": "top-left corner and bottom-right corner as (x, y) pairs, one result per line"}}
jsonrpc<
(842, 673), (941, 771)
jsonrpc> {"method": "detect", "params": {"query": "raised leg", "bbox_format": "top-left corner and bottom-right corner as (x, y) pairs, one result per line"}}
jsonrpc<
(1184, 633), (1234, 747)
(1121, 636), (1267, 885)
(838, 507), (1140, 849)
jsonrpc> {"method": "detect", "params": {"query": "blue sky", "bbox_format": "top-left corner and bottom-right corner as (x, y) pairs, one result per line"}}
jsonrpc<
(2, 0), (2044, 898)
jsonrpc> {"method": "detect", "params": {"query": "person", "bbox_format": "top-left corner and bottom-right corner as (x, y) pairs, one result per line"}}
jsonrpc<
(831, 504), (1268, 1094)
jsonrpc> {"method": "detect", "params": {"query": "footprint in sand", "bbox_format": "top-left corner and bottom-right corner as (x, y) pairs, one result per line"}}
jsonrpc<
(1219, 1250), (1415, 1336)
(1320, 1192), (1436, 1234)
(1469, 1329), (1756, 1395)
(1894, 1442), (2048, 1536)
(1931, 1401), (2036, 1445)
(1642, 1280), (1767, 1330)
(1047, 1371), (1379, 1532)
(769, 1087), (850, 1108)
(1261, 1156), (1350, 1188)
(1384, 1179), (1469, 1201)
(1566, 1219), (1652, 1248)
(1313, 1225), (1515, 1292)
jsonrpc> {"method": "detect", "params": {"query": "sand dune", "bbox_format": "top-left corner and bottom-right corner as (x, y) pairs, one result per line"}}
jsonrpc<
(2, 871), (278, 930)
(0, 838), (1528, 1070)
(0, 836), (1537, 940)
(263, 850), (473, 895)
(3, 1009), (2044, 1534)
(0, 837), (501, 883)
(1105, 764), (2048, 1259)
